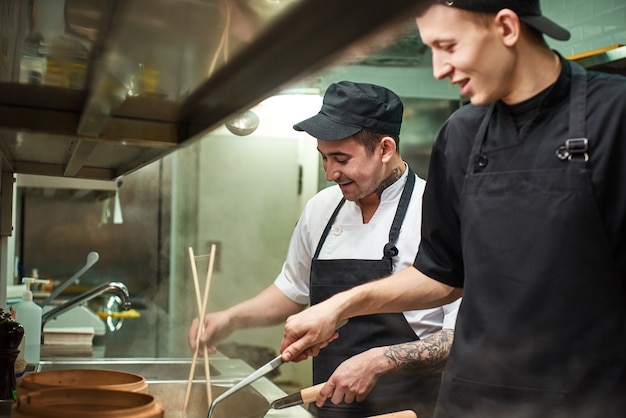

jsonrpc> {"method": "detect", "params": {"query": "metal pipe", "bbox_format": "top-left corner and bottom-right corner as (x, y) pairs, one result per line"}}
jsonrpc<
(41, 281), (131, 336)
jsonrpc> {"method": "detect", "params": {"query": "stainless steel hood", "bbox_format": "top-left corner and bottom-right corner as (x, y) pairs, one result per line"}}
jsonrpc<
(568, 44), (626, 75)
(0, 0), (427, 181)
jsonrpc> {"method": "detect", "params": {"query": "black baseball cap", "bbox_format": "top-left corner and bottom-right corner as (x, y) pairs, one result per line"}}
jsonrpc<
(434, 0), (570, 41)
(293, 81), (403, 140)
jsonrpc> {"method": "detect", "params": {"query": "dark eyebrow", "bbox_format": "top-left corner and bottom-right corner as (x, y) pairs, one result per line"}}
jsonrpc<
(317, 147), (350, 158)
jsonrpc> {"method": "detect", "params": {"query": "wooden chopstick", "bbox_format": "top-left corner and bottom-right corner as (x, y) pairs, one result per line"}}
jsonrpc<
(182, 245), (217, 417)
(201, 245), (217, 406)
(182, 247), (203, 417)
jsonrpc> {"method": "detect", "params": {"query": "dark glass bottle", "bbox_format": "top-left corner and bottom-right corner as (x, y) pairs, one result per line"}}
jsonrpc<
(0, 308), (24, 401)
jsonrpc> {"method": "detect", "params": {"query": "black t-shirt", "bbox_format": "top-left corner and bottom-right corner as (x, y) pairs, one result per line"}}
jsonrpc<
(414, 57), (626, 288)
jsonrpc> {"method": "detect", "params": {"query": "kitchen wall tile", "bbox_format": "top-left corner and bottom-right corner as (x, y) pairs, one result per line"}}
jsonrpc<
(603, 7), (626, 29)
(545, 0), (625, 54)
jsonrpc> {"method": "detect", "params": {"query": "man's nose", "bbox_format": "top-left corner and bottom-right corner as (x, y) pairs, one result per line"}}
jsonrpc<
(432, 54), (452, 80)
(325, 162), (340, 182)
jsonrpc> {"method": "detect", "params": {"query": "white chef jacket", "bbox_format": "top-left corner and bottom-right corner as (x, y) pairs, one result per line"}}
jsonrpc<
(274, 165), (460, 339)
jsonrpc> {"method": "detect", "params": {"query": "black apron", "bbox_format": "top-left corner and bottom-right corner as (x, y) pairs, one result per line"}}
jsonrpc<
(435, 63), (626, 417)
(310, 167), (442, 418)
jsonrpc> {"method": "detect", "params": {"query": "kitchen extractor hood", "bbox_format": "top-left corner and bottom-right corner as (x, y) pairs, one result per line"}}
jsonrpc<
(0, 0), (427, 181)
(567, 44), (626, 75)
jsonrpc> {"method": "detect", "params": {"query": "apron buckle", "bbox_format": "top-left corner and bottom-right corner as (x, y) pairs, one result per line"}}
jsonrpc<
(556, 138), (589, 161)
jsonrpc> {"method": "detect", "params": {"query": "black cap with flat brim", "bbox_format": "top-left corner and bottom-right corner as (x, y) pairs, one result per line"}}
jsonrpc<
(435, 0), (571, 41)
(293, 81), (403, 140)
(520, 14), (570, 41)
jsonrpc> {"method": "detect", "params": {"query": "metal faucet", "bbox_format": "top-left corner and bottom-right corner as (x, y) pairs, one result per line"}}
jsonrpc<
(41, 281), (131, 334)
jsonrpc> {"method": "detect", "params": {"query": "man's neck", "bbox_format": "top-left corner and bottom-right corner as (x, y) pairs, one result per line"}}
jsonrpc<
(374, 164), (405, 199)
(358, 162), (406, 224)
(503, 48), (561, 105)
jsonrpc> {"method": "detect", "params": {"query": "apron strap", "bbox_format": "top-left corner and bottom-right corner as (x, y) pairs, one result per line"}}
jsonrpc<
(466, 104), (496, 175)
(313, 165), (418, 260)
(568, 61), (587, 140)
(384, 166), (416, 258)
(557, 61), (589, 165)
(313, 197), (346, 259)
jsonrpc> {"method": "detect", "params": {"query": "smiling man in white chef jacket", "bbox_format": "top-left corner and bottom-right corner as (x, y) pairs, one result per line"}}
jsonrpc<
(189, 80), (460, 418)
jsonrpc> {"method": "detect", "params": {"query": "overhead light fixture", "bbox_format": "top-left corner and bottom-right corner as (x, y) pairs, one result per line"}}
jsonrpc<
(221, 86), (321, 137)
(225, 110), (260, 136)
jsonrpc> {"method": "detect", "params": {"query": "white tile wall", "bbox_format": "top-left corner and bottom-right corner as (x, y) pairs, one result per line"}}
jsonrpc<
(543, 0), (626, 55)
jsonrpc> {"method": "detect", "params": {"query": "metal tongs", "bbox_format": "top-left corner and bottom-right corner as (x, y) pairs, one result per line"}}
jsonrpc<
(206, 319), (348, 418)
(207, 354), (284, 418)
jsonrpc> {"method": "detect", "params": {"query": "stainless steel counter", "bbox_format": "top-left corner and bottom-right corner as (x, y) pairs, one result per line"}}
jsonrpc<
(33, 357), (314, 418)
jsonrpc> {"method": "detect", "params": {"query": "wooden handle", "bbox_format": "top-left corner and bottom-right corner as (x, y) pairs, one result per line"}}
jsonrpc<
(299, 382), (326, 403)
(367, 411), (417, 418)
(298, 385), (418, 418)
(295, 382), (417, 418)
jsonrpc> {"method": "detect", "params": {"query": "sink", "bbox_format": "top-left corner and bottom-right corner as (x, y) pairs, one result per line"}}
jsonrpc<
(149, 380), (270, 418)
(147, 380), (317, 418)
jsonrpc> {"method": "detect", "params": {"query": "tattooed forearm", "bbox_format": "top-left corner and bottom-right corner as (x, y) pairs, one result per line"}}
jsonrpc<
(383, 328), (454, 374)
(375, 166), (404, 198)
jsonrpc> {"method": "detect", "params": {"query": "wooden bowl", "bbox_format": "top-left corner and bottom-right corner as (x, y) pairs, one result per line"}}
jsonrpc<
(12, 387), (163, 418)
(17, 369), (148, 397)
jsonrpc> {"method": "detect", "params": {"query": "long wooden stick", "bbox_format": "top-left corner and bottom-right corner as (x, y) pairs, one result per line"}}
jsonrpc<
(182, 245), (216, 417)
(201, 245), (217, 406)
(182, 328), (202, 418)
(182, 247), (202, 417)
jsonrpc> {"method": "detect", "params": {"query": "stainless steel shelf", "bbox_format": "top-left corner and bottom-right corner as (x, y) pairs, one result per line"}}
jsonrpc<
(569, 44), (626, 75)
(0, 0), (426, 181)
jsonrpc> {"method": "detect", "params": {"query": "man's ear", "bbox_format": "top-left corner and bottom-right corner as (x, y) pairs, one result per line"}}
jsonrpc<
(380, 136), (397, 162)
(495, 8), (521, 47)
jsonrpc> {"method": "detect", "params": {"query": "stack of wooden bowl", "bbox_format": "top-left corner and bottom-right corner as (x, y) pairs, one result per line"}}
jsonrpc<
(12, 369), (163, 418)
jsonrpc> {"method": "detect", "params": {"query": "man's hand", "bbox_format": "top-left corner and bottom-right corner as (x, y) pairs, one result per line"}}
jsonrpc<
(280, 302), (345, 362)
(188, 311), (234, 352)
(316, 347), (387, 406)
(189, 284), (306, 353)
